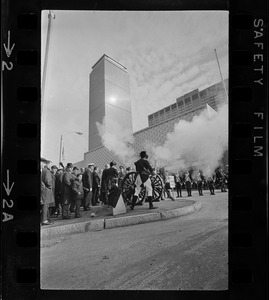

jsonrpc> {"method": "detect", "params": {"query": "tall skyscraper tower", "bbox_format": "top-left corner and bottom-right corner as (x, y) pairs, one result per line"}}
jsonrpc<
(87, 54), (132, 164)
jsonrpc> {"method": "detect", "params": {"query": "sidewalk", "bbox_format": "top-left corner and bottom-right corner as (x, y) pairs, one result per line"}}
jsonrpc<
(41, 194), (203, 240)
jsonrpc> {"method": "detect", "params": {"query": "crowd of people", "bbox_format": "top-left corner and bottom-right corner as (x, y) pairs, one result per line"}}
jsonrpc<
(40, 158), (134, 225)
(40, 154), (228, 226)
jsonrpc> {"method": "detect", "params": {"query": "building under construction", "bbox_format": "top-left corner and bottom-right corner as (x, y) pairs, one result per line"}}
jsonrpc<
(74, 54), (228, 169)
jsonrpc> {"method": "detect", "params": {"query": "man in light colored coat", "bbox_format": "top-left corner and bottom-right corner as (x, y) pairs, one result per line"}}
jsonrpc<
(41, 159), (54, 225)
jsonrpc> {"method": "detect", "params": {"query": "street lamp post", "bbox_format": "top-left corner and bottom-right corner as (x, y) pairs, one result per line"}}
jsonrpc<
(59, 131), (83, 167)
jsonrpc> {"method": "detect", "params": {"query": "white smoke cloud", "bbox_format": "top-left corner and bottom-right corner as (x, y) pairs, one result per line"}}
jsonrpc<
(96, 103), (228, 175)
(96, 118), (136, 167)
(152, 103), (228, 175)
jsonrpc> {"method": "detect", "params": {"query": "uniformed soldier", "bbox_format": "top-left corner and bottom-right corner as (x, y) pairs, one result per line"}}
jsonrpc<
(174, 171), (182, 197)
(184, 171), (192, 197)
(131, 151), (157, 210)
(219, 168), (227, 192)
(196, 170), (204, 196)
(207, 172), (216, 195)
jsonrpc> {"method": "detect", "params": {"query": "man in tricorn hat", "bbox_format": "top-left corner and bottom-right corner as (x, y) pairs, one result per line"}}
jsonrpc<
(131, 151), (157, 210)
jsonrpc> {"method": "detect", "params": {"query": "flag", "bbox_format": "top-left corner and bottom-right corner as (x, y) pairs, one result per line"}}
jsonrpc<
(206, 104), (217, 119)
(62, 143), (65, 161)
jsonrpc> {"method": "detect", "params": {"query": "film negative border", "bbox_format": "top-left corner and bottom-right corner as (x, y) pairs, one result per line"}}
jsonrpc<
(2, 0), (41, 299)
(229, 1), (267, 299)
(1, 1), (267, 300)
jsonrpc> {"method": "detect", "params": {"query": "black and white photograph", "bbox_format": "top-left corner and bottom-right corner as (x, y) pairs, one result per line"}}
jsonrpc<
(40, 10), (229, 290)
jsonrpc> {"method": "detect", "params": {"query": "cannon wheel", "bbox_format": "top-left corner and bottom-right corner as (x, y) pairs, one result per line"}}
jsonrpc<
(121, 172), (163, 205)
(150, 174), (163, 202)
(121, 172), (146, 205)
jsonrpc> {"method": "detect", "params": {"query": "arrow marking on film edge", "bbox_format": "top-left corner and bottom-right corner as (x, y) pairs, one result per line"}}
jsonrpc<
(3, 170), (14, 196)
(3, 31), (15, 58)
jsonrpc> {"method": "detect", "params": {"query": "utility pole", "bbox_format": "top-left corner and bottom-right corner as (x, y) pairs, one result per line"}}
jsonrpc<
(41, 10), (55, 157)
(214, 49), (228, 101)
(41, 10), (55, 113)
(59, 134), (63, 167)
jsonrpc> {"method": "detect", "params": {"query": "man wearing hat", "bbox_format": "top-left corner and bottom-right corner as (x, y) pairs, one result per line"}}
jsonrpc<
(70, 167), (79, 213)
(61, 163), (74, 219)
(195, 170), (204, 196)
(82, 163), (94, 211)
(48, 165), (58, 217)
(41, 159), (54, 225)
(131, 151), (157, 210)
(103, 161), (119, 206)
(55, 168), (64, 216)
(100, 163), (110, 205)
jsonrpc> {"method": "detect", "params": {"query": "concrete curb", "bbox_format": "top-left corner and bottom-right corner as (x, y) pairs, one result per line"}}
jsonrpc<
(41, 219), (105, 239)
(105, 212), (161, 229)
(41, 201), (202, 239)
(160, 201), (202, 220)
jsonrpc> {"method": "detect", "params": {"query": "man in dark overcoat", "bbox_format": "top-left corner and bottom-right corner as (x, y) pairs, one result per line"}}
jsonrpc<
(70, 167), (79, 213)
(100, 164), (110, 205)
(82, 163), (94, 211)
(55, 168), (64, 216)
(49, 165), (58, 218)
(104, 161), (119, 207)
(92, 166), (101, 206)
(41, 159), (54, 225)
(62, 163), (74, 219)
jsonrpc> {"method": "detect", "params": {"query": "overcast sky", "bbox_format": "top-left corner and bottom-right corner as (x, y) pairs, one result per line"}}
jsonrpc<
(41, 10), (228, 166)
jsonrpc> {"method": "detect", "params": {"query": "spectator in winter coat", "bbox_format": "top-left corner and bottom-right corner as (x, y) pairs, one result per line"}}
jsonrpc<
(62, 163), (74, 219)
(55, 168), (64, 216)
(92, 166), (101, 206)
(41, 159), (54, 225)
(72, 173), (84, 218)
(100, 164), (110, 205)
(49, 165), (58, 217)
(82, 163), (94, 210)
(70, 167), (79, 213)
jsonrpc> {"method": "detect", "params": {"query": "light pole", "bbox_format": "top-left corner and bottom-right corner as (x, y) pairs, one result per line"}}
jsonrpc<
(59, 131), (83, 167)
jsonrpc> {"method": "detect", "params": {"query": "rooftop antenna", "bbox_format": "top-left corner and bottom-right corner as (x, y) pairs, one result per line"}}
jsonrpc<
(214, 48), (228, 101)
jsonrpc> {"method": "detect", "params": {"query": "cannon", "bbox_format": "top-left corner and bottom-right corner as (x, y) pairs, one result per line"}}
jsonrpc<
(121, 171), (163, 205)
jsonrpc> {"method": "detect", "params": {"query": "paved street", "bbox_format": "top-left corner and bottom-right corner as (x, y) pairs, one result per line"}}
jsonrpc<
(41, 190), (228, 290)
